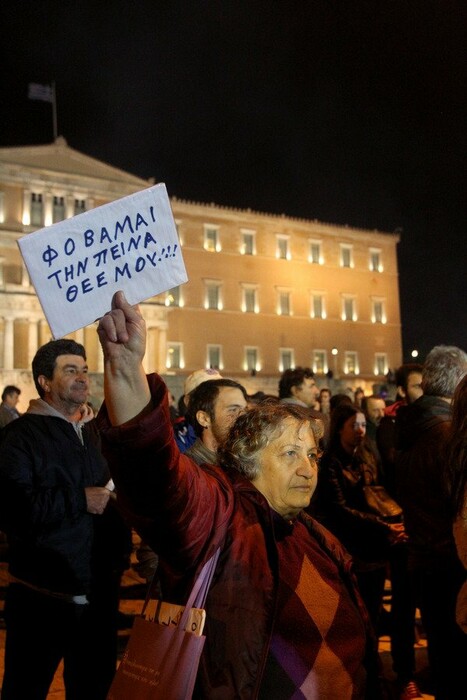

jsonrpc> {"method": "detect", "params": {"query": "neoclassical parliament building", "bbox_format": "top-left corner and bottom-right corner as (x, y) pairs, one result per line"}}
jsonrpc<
(0, 138), (402, 409)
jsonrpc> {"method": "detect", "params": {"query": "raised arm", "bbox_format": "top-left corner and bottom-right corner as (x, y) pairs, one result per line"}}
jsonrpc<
(97, 290), (151, 425)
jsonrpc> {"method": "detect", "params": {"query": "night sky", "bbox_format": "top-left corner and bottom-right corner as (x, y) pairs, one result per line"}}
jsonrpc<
(1, 1), (465, 360)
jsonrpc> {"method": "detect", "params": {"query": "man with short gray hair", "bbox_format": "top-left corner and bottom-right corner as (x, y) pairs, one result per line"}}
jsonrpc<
(396, 344), (467, 699)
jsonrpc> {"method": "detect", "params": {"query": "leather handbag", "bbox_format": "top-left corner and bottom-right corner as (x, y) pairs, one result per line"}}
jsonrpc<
(107, 548), (220, 700)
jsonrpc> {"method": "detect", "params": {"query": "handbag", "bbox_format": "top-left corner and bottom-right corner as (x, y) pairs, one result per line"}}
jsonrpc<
(362, 484), (403, 522)
(107, 548), (220, 700)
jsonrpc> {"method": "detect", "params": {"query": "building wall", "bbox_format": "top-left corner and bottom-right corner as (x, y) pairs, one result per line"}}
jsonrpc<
(0, 141), (402, 411)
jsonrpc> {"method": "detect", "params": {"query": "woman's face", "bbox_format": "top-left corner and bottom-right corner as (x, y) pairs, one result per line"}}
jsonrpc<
(251, 418), (319, 520)
(339, 412), (366, 453)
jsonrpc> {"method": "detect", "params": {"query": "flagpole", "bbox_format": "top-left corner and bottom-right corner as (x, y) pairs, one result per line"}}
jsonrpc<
(52, 81), (58, 141)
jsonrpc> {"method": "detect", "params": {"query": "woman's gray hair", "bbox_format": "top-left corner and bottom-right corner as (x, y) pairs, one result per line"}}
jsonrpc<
(422, 345), (467, 398)
(218, 401), (323, 480)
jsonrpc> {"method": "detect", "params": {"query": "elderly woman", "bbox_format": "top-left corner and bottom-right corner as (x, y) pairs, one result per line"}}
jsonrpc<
(97, 292), (383, 699)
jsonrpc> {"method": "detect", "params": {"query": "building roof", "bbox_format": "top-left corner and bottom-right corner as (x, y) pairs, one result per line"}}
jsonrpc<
(0, 137), (149, 187)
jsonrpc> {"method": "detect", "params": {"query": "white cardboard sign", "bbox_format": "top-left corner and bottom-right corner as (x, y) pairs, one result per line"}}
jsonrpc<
(17, 183), (187, 338)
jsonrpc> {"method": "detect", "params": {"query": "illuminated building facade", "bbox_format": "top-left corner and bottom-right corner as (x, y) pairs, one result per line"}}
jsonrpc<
(0, 139), (402, 408)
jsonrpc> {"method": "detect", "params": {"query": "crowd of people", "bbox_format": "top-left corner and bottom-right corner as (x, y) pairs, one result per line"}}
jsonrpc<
(0, 289), (465, 700)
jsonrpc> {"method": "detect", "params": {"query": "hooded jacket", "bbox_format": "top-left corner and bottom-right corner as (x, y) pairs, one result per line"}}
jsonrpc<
(0, 399), (113, 595)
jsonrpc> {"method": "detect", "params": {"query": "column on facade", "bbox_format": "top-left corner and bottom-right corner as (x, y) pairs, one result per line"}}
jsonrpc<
(21, 262), (30, 289)
(27, 319), (39, 366)
(39, 319), (51, 347)
(3, 316), (15, 369)
(43, 192), (53, 227)
(65, 194), (74, 219)
(22, 189), (31, 226)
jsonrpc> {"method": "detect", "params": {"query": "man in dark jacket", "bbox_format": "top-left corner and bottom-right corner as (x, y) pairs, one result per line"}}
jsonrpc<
(0, 339), (131, 700)
(396, 345), (467, 700)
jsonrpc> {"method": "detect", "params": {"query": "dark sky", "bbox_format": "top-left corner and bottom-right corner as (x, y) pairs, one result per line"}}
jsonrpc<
(1, 1), (466, 360)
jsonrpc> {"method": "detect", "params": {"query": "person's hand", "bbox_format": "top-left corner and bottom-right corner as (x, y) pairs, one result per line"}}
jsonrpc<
(387, 521), (408, 545)
(85, 486), (116, 515)
(80, 403), (94, 423)
(96, 291), (151, 426)
(97, 290), (146, 367)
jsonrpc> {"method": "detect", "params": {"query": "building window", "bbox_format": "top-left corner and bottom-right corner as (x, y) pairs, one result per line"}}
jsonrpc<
(276, 235), (290, 260)
(205, 281), (222, 310)
(344, 351), (359, 375)
(74, 198), (86, 216)
(371, 298), (387, 324)
(30, 193), (43, 226)
(207, 344), (223, 370)
(204, 225), (220, 252)
(52, 196), (65, 223)
(277, 290), (291, 316)
(311, 293), (326, 319)
(309, 239), (323, 264)
(165, 286), (181, 307)
(244, 346), (259, 373)
(279, 348), (294, 372)
(241, 230), (256, 255)
(342, 296), (357, 321)
(340, 244), (354, 268)
(374, 353), (388, 376)
(369, 248), (383, 272)
(242, 285), (259, 313)
(312, 350), (327, 374)
(166, 342), (184, 370)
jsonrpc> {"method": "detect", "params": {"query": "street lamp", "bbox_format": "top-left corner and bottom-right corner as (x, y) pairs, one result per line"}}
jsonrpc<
(331, 347), (339, 379)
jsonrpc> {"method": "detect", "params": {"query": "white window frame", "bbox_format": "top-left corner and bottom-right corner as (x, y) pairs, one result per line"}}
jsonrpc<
(279, 348), (295, 372)
(204, 280), (223, 310)
(308, 239), (323, 264)
(165, 286), (183, 307)
(241, 284), (259, 313)
(369, 248), (383, 272)
(341, 295), (357, 321)
(276, 234), (291, 260)
(74, 198), (87, 216)
(241, 229), (256, 255)
(310, 292), (326, 319)
(52, 195), (65, 223)
(207, 344), (223, 371)
(344, 351), (359, 375)
(371, 297), (387, 324)
(374, 353), (388, 376)
(340, 243), (354, 269)
(244, 346), (260, 373)
(166, 342), (184, 370)
(276, 288), (292, 316)
(30, 192), (44, 227)
(204, 224), (221, 252)
(312, 349), (328, 374)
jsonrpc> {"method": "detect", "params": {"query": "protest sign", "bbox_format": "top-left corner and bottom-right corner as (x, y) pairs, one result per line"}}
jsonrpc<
(17, 183), (187, 338)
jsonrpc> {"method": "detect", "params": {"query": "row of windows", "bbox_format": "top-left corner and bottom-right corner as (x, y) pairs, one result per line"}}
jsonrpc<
(165, 286), (388, 323)
(21, 192), (87, 227)
(14, 194), (383, 273)
(166, 344), (389, 376)
(202, 225), (384, 271)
